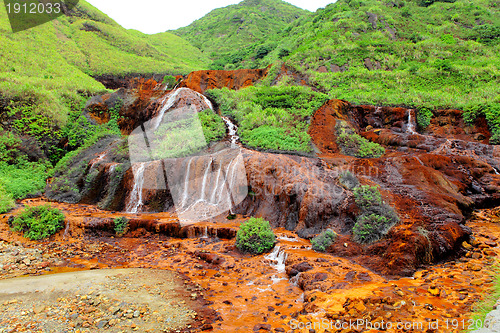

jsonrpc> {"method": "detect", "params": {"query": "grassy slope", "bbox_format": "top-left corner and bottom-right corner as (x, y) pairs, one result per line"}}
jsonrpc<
(0, 0), (210, 212)
(172, 0), (309, 69)
(206, 0), (500, 150)
(268, 0), (500, 110)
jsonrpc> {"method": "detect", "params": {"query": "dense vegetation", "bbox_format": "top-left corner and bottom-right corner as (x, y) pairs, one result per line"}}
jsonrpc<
(207, 85), (329, 152)
(352, 185), (399, 244)
(336, 121), (386, 158)
(172, 0), (307, 69)
(236, 217), (276, 254)
(311, 229), (337, 252)
(210, 0), (499, 114)
(0, 0), (209, 211)
(10, 204), (65, 240)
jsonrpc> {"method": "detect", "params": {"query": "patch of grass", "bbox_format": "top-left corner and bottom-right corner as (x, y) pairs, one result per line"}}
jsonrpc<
(199, 110), (227, 143)
(236, 217), (276, 254)
(114, 217), (129, 236)
(416, 106), (434, 129)
(11, 204), (65, 240)
(213, 0), (500, 111)
(464, 103), (500, 144)
(172, 0), (307, 67)
(0, 185), (15, 214)
(336, 121), (385, 158)
(206, 85), (329, 152)
(311, 229), (337, 252)
(468, 265), (500, 332)
(352, 185), (399, 244)
(0, 161), (52, 200)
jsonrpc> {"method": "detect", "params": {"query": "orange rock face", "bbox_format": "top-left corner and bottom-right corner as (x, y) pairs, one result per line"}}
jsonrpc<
(179, 68), (269, 93)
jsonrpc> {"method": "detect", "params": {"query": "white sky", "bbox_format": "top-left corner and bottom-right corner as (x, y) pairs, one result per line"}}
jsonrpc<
(85, 0), (335, 34)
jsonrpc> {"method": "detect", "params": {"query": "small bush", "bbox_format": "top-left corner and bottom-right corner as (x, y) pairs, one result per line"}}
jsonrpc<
(339, 170), (359, 190)
(311, 229), (337, 252)
(11, 205), (65, 240)
(416, 107), (434, 129)
(353, 186), (383, 210)
(352, 185), (399, 244)
(114, 217), (129, 235)
(463, 103), (500, 145)
(236, 217), (276, 254)
(336, 121), (385, 158)
(162, 75), (177, 89)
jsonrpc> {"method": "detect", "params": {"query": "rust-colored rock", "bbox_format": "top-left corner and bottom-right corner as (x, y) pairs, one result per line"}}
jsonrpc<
(179, 68), (269, 94)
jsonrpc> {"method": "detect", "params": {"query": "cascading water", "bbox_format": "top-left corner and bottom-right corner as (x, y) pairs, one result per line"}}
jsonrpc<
(153, 89), (183, 130)
(126, 162), (147, 213)
(222, 116), (239, 146)
(265, 246), (287, 274)
(407, 109), (417, 135)
(264, 245), (288, 285)
(153, 88), (213, 130)
(175, 149), (246, 223)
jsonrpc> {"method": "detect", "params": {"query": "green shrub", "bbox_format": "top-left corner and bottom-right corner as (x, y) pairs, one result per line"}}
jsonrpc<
(11, 205), (65, 240)
(416, 107), (434, 129)
(162, 75), (177, 89)
(207, 85), (329, 153)
(352, 185), (399, 244)
(352, 214), (391, 244)
(0, 185), (15, 214)
(469, 24), (500, 45)
(336, 121), (385, 158)
(353, 186), (383, 210)
(199, 110), (227, 143)
(463, 103), (500, 145)
(0, 161), (52, 200)
(114, 217), (129, 235)
(311, 229), (337, 252)
(236, 217), (276, 254)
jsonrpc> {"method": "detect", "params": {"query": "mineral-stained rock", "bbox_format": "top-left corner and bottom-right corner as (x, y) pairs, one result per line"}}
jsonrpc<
(180, 68), (269, 94)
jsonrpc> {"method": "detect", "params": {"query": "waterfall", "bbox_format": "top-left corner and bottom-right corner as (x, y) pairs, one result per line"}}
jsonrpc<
(210, 166), (222, 203)
(200, 158), (213, 201)
(222, 116), (239, 146)
(153, 88), (213, 130)
(264, 246), (288, 285)
(126, 162), (146, 213)
(407, 109), (417, 135)
(201, 226), (209, 239)
(198, 92), (213, 110)
(174, 149), (247, 223)
(265, 246), (287, 274)
(181, 158), (194, 207)
(153, 89), (182, 130)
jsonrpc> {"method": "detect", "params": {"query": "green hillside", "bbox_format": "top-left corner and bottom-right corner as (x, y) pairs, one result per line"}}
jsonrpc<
(0, 0), (209, 122)
(172, 0), (309, 69)
(0, 0), (209, 212)
(212, 0), (500, 142)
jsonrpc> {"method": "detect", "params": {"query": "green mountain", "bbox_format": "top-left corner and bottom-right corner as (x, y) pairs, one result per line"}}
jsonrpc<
(172, 0), (309, 69)
(0, 0), (209, 125)
(0, 0), (209, 212)
(219, 0), (500, 109)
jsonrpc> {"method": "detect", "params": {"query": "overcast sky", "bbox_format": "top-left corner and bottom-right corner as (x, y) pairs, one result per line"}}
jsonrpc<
(85, 0), (335, 34)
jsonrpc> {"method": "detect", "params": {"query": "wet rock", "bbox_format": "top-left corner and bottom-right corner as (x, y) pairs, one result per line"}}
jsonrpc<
(253, 323), (272, 331)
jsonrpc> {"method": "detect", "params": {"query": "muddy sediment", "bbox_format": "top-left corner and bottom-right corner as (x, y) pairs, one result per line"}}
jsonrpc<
(0, 200), (499, 332)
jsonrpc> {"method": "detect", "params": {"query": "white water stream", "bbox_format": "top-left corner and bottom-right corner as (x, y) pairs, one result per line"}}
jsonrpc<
(125, 162), (146, 213)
